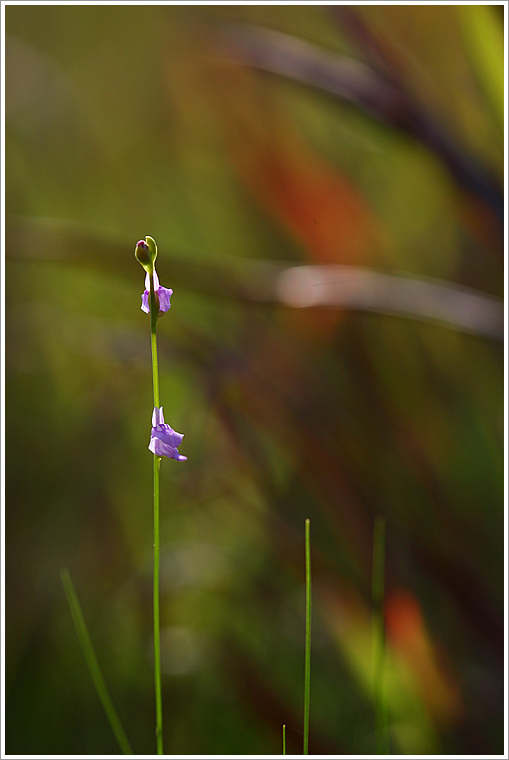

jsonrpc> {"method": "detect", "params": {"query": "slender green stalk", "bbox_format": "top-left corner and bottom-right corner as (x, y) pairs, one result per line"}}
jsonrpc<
(303, 518), (312, 755)
(372, 515), (388, 754)
(282, 724), (286, 755)
(60, 568), (132, 755)
(149, 273), (160, 409)
(153, 453), (163, 754)
(149, 273), (164, 755)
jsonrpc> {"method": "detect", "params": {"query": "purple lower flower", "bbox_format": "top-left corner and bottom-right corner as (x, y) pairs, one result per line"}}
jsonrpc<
(149, 407), (187, 461)
(141, 269), (173, 314)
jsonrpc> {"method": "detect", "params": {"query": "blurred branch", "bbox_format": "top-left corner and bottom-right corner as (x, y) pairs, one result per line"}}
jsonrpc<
(277, 265), (503, 341)
(214, 23), (503, 228)
(6, 217), (503, 340)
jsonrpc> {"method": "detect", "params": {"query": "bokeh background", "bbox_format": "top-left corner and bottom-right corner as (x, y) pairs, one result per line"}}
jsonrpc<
(5, 4), (504, 756)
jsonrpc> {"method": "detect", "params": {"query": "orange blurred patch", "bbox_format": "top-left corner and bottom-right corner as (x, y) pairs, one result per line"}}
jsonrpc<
(459, 193), (503, 261)
(211, 61), (386, 266)
(241, 136), (383, 266)
(386, 589), (462, 725)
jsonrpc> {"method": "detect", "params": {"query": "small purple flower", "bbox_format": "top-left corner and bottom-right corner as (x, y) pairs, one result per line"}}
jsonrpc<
(149, 407), (187, 461)
(141, 269), (173, 315)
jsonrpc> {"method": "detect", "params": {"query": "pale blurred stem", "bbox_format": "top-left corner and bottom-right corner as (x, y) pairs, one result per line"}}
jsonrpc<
(283, 724), (286, 755)
(303, 519), (311, 755)
(60, 569), (133, 755)
(150, 274), (163, 755)
(372, 515), (388, 754)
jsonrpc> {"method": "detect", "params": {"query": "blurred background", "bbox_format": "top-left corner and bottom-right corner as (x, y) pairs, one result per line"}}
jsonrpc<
(5, 4), (504, 756)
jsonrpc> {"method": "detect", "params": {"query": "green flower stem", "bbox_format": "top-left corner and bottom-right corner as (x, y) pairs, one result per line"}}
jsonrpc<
(149, 273), (160, 409)
(303, 518), (311, 755)
(60, 568), (132, 755)
(282, 723), (286, 755)
(153, 454), (163, 755)
(372, 515), (388, 754)
(150, 273), (163, 755)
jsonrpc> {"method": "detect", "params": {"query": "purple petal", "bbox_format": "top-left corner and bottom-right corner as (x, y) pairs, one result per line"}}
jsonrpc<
(152, 407), (164, 426)
(144, 269), (160, 290)
(151, 423), (184, 449)
(144, 268), (159, 291)
(157, 287), (173, 313)
(142, 268), (170, 314)
(149, 434), (186, 460)
(149, 436), (175, 458)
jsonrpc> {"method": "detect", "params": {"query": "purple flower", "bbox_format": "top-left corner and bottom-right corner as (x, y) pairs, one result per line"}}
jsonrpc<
(141, 269), (173, 314)
(149, 407), (187, 461)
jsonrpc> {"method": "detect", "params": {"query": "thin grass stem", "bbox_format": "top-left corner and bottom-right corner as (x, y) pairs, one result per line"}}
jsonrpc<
(153, 453), (163, 754)
(149, 273), (164, 755)
(282, 723), (286, 755)
(149, 273), (160, 410)
(303, 518), (312, 755)
(372, 515), (388, 754)
(60, 568), (132, 755)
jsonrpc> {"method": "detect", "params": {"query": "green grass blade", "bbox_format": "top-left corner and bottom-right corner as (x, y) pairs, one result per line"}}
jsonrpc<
(149, 245), (164, 755)
(303, 518), (312, 754)
(282, 723), (286, 755)
(372, 515), (388, 754)
(60, 568), (133, 755)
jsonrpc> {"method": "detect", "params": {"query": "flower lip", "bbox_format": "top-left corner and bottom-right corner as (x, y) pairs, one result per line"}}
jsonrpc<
(151, 425), (184, 447)
(141, 267), (173, 315)
(149, 407), (187, 461)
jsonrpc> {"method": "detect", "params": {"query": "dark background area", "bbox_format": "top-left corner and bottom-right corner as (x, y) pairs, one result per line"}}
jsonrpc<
(5, 4), (504, 755)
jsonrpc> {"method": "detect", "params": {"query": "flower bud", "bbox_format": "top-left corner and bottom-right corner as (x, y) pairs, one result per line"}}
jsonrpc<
(135, 237), (157, 274)
(145, 236), (158, 263)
